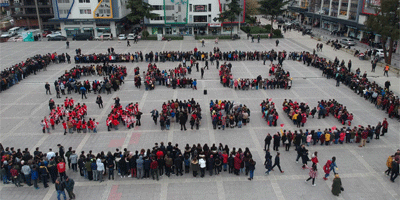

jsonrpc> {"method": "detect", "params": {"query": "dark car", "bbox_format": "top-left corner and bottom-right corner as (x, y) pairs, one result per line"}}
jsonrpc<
(73, 33), (93, 41)
(48, 35), (67, 41)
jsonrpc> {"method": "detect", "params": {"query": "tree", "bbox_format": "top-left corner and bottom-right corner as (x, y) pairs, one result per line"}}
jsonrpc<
(365, 0), (400, 65)
(258, 0), (290, 35)
(126, 0), (159, 24)
(246, 0), (260, 16)
(219, 0), (243, 37)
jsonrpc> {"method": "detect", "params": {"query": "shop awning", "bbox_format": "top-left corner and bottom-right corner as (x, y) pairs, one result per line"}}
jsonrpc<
(83, 27), (93, 30)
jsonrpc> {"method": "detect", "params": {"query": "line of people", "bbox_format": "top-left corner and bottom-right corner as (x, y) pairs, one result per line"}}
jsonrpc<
(210, 100), (250, 129)
(260, 99), (279, 127)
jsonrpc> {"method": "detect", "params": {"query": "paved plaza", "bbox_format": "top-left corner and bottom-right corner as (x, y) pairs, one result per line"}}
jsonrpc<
(0, 30), (399, 200)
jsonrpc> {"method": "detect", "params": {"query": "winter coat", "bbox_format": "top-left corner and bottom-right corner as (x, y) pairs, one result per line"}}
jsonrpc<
(331, 177), (342, 196)
(191, 160), (200, 172)
(386, 156), (393, 168)
(96, 159), (104, 171)
(234, 154), (242, 170)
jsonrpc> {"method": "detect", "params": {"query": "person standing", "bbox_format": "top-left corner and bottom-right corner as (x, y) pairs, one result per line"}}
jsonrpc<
(271, 152), (284, 173)
(150, 158), (159, 181)
(10, 166), (22, 187)
(381, 118), (388, 136)
(96, 95), (103, 108)
(201, 67), (204, 79)
(96, 158), (104, 182)
(385, 155), (394, 175)
(390, 157), (399, 182)
(305, 165), (317, 186)
(331, 174), (343, 196)
(275, 39), (279, 47)
(179, 111), (188, 131)
(57, 159), (67, 181)
(66, 40), (69, 49)
(31, 166), (39, 189)
(21, 162), (32, 186)
(383, 65), (389, 77)
(150, 109), (159, 125)
(199, 155), (206, 178)
(201, 39), (205, 47)
(39, 162), (49, 188)
(191, 158), (199, 177)
(70, 151), (78, 172)
(45, 82), (51, 95)
(55, 178), (67, 200)
(264, 133), (272, 150)
(127, 40), (130, 47)
(347, 60), (352, 72)
(65, 176), (75, 199)
(273, 133), (280, 151)
(248, 158), (256, 181)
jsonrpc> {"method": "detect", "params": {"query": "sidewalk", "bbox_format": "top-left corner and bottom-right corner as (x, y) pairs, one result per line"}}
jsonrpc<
(283, 28), (400, 97)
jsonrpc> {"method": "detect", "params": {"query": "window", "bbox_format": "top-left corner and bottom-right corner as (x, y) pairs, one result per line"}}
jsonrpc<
(57, 0), (70, 3)
(152, 5), (163, 10)
(208, 4), (211, 11)
(59, 9), (69, 14)
(165, 5), (174, 10)
(153, 16), (164, 20)
(80, 9), (92, 14)
(193, 15), (207, 22)
(165, 16), (174, 20)
(194, 5), (207, 12)
(189, 4), (192, 11)
(79, 0), (90, 3)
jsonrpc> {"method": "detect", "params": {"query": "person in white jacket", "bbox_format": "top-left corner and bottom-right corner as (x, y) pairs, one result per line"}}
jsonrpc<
(96, 159), (104, 182)
(199, 155), (206, 178)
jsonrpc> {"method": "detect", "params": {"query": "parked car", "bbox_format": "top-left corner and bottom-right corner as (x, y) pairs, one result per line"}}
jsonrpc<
(127, 33), (136, 40)
(46, 31), (62, 38)
(284, 21), (293, 26)
(375, 49), (388, 58)
(340, 38), (356, 46)
(118, 34), (127, 40)
(74, 33), (93, 41)
(48, 35), (67, 41)
(304, 29), (313, 35)
(42, 30), (52, 37)
(95, 33), (113, 40)
(232, 34), (240, 40)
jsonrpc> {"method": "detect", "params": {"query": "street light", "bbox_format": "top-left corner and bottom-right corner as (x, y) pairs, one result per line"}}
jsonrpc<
(34, 0), (43, 41)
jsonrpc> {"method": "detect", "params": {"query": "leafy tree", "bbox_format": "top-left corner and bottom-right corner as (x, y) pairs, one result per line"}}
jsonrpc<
(246, 0), (259, 16)
(258, 0), (290, 35)
(365, 0), (400, 65)
(126, 0), (159, 24)
(218, 0), (243, 37)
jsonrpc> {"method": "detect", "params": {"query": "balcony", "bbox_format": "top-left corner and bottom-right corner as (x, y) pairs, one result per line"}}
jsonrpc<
(9, 0), (52, 8)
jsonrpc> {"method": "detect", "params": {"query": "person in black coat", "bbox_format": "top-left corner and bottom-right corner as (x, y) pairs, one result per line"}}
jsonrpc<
(391, 158), (399, 182)
(273, 133), (281, 151)
(264, 133), (272, 150)
(271, 152), (284, 173)
(207, 155), (215, 176)
(174, 154), (183, 176)
(143, 157), (151, 178)
(179, 111), (188, 131)
(228, 154), (234, 173)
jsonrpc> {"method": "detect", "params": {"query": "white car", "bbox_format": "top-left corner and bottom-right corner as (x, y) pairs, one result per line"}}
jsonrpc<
(118, 34), (127, 40)
(340, 38), (356, 46)
(375, 49), (388, 58)
(284, 22), (293, 26)
(95, 33), (113, 40)
(127, 33), (136, 40)
(46, 31), (62, 38)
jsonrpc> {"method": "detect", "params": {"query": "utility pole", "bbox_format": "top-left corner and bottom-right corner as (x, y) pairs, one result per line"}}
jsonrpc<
(34, 0), (43, 41)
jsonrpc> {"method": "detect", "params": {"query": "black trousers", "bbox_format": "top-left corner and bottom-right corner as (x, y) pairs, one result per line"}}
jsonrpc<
(306, 177), (315, 184)
(271, 163), (282, 172)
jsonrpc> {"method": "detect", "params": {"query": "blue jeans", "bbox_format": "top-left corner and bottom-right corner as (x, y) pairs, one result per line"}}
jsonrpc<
(249, 170), (254, 179)
(57, 190), (67, 200)
(93, 128), (97, 133)
(25, 174), (31, 185)
(2, 175), (8, 183)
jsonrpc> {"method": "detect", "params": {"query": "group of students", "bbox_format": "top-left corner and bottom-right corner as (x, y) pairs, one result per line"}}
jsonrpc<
(282, 99), (309, 127)
(316, 99), (354, 126)
(260, 99), (279, 127)
(159, 99), (202, 130)
(210, 100), (250, 129)
(140, 63), (198, 91)
(43, 97), (100, 134)
(106, 97), (141, 131)
(298, 51), (399, 121)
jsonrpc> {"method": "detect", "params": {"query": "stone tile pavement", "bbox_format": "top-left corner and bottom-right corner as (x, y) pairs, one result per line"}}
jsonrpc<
(0, 31), (399, 200)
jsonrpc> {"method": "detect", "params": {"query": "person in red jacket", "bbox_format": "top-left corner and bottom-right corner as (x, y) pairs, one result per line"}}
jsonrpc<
(150, 158), (159, 181)
(112, 119), (119, 130)
(222, 151), (228, 171)
(311, 151), (319, 168)
(359, 129), (368, 147)
(10, 166), (23, 187)
(50, 117), (55, 130)
(57, 159), (67, 181)
(156, 150), (164, 160)
(233, 153), (242, 175)
(381, 118), (388, 136)
(62, 121), (67, 135)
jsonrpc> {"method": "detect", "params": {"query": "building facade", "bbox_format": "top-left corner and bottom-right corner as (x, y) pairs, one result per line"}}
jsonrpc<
(8, 0), (55, 29)
(145, 0), (245, 36)
(50, 0), (130, 37)
(287, 0), (378, 41)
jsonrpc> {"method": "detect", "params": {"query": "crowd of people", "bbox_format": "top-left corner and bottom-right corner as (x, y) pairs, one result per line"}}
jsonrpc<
(260, 99), (279, 127)
(317, 99), (353, 126)
(385, 150), (400, 183)
(159, 99), (202, 130)
(43, 98), (97, 134)
(140, 63), (198, 90)
(282, 99), (309, 127)
(106, 97), (141, 131)
(48, 64), (127, 99)
(210, 100), (250, 129)
(296, 51), (399, 121)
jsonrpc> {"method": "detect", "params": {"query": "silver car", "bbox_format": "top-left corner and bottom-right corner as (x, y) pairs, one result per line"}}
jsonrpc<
(340, 38), (356, 46)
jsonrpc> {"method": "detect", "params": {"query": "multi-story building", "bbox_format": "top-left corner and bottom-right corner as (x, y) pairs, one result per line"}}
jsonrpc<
(50, 0), (130, 37)
(144, 0), (245, 36)
(288, 0), (379, 41)
(8, 0), (55, 29)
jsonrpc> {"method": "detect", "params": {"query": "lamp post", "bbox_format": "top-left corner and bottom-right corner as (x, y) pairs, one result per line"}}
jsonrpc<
(34, 0), (43, 41)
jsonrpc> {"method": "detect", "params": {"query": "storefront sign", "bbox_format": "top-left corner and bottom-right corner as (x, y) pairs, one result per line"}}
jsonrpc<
(362, 0), (380, 15)
(209, 23), (221, 27)
(194, 5), (206, 12)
